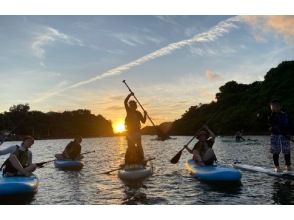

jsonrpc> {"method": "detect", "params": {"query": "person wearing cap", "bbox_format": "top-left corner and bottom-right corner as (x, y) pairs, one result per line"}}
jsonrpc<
(124, 92), (147, 165)
(55, 136), (83, 160)
(185, 125), (217, 166)
(0, 136), (37, 176)
(268, 99), (291, 172)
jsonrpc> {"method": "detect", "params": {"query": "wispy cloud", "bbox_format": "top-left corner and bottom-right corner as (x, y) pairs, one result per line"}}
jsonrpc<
(32, 16), (241, 103)
(155, 16), (180, 26)
(242, 16), (294, 43)
(31, 26), (84, 59)
(112, 32), (164, 47)
(205, 70), (223, 81)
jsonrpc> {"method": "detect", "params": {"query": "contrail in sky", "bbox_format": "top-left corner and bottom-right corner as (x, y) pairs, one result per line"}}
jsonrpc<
(33, 16), (241, 103)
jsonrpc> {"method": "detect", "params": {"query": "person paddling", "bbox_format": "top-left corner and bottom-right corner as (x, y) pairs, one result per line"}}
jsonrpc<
(0, 136), (37, 176)
(185, 125), (217, 166)
(124, 92), (147, 165)
(235, 130), (245, 142)
(55, 136), (82, 160)
(268, 100), (291, 172)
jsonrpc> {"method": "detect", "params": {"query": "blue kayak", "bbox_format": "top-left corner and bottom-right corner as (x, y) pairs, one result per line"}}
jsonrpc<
(0, 175), (39, 196)
(186, 160), (242, 182)
(54, 160), (84, 170)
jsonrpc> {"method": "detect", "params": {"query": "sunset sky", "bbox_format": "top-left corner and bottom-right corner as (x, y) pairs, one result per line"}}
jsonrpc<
(0, 16), (293, 127)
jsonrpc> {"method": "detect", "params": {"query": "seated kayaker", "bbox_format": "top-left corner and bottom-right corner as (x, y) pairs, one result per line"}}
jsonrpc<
(0, 136), (37, 176)
(235, 130), (245, 142)
(185, 125), (217, 166)
(55, 136), (82, 160)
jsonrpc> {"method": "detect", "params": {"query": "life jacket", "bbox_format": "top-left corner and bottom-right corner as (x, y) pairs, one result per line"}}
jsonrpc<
(193, 139), (214, 157)
(1, 145), (30, 175)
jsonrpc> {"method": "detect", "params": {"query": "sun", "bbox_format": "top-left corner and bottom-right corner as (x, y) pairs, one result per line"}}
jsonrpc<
(114, 121), (126, 133)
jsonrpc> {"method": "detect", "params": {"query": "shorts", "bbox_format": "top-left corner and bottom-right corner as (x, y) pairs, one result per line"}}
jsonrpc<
(270, 135), (291, 154)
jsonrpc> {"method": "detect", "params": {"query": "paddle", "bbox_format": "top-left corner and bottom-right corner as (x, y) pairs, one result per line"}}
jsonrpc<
(122, 80), (169, 141)
(170, 107), (222, 164)
(36, 150), (96, 168)
(100, 157), (155, 175)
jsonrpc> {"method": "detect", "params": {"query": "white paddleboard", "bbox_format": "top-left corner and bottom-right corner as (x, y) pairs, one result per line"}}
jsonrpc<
(233, 163), (294, 178)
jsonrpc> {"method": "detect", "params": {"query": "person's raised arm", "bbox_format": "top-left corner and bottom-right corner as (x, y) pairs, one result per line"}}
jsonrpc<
(203, 125), (216, 141)
(124, 92), (134, 111)
(140, 110), (147, 123)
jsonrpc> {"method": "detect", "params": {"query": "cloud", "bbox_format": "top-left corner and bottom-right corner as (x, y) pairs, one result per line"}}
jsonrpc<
(31, 27), (84, 59)
(205, 70), (223, 81)
(242, 16), (294, 42)
(33, 16), (241, 103)
(155, 16), (179, 26)
(113, 32), (164, 47)
(105, 105), (125, 111)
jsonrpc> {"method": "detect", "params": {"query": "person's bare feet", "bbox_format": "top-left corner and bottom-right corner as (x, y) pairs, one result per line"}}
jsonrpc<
(285, 166), (291, 172)
(274, 166), (282, 173)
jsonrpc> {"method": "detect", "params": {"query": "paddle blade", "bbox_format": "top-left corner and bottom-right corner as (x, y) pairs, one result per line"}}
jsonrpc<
(170, 149), (183, 164)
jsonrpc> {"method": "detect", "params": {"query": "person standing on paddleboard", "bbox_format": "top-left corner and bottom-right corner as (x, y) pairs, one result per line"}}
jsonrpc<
(268, 100), (292, 172)
(55, 136), (83, 160)
(185, 125), (217, 166)
(124, 92), (147, 165)
(0, 136), (37, 176)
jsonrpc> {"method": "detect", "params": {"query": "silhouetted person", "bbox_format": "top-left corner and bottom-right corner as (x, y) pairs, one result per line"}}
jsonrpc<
(235, 130), (245, 142)
(124, 92), (147, 165)
(55, 136), (82, 160)
(268, 100), (291, 172)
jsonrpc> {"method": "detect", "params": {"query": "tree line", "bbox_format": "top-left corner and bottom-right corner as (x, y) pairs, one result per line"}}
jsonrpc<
(0, 104), (114, 140)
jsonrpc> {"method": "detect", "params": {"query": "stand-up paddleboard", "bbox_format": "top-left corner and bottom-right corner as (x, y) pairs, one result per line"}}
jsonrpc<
(186, 160), (242, 182)
(233, 162), (294, 179)
(54, 160), (84, 170)
(221, 139), (259, 143)
(118, 160), (153, 181)
(0, 175), (39, 196)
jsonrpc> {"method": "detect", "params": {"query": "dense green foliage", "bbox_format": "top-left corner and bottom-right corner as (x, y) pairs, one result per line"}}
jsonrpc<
(170, 61), (294, 135)
(0, 104), (114, 139)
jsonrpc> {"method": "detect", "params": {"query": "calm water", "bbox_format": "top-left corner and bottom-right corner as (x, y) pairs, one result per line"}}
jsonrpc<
(0, 136), (293, 205)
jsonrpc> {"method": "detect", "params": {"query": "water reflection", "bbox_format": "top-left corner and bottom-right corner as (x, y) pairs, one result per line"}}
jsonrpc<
(0, 193), (36, 205)
(272, 180), (294, 204)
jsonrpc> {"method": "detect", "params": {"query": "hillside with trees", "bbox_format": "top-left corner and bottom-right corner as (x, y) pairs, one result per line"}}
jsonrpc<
(142, 61), (294, 136)
(169, 60), (294, 135)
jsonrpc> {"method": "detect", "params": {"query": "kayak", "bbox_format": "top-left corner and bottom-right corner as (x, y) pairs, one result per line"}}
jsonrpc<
(118, 161), (153, 181)
(233, 163), (294, 179)
(54, 160), (84, 170)
(186, 159), (242, 182)
(0, 175), (39, 196)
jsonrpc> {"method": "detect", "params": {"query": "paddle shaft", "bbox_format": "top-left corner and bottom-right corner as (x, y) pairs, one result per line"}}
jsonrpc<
(122, 80), (156, 128)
